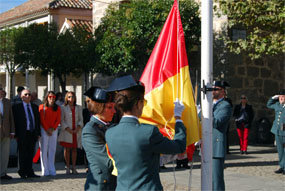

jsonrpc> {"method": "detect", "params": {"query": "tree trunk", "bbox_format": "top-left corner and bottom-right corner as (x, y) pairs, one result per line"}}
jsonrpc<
(84, 72), (89, 92)
(57, 74), (66, 95)
(9, 72), (14, 99)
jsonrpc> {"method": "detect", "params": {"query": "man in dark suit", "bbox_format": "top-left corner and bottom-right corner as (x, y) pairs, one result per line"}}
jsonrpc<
(12, 89), (41, 178)
(212, 81), (232, 191)
(0, 89), (15, 180)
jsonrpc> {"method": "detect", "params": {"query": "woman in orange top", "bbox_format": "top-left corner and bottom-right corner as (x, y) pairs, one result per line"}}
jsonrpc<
(39, 91), (61, 176)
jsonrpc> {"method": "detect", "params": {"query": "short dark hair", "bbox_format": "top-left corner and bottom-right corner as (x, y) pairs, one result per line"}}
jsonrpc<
(17, 86), (25, 93)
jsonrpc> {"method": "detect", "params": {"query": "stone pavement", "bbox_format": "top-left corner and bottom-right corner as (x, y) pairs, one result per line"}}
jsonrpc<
(1, 145), (284, 191)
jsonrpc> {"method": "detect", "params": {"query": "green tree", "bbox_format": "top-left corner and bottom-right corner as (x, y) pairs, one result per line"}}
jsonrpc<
(95, 0), (201, 75)
(15, 23), (95, 92)
(72, 25), (97, 91)
(215, 0), (285, 59)
(0, 27), (24, 98)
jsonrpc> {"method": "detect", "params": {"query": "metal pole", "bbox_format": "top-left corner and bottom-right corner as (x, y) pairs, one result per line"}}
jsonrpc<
(201, 0), (213, 190)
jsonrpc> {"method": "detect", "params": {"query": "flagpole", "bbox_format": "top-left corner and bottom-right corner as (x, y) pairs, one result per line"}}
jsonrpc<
(176, 0), (180, 101)
(201, 0), (213, 191)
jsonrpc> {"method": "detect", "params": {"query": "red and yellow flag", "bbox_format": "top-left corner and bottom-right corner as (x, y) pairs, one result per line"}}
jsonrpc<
(139, 0), (201, 157)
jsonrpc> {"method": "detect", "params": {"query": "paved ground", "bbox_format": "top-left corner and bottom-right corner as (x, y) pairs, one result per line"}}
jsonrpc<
(1, 145), (284, 191)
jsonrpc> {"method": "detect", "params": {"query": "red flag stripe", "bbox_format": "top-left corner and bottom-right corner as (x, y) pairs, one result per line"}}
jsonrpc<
(140, 0), (188, 94)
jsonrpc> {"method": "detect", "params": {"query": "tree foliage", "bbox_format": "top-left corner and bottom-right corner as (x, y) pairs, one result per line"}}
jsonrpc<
(15, 23), (58, 71)
(0, 27), (24, 73)
(95, 0), (201, 75)
(72, 25), (97, 75)
(14, 23), (96, 92)
(0, 27), (24, 97)
(215, 0), (285, 59)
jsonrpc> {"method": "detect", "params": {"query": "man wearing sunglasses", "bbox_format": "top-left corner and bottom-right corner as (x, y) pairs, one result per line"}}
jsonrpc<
(212, 81), (232, 191)
(12, 89), (41, 179)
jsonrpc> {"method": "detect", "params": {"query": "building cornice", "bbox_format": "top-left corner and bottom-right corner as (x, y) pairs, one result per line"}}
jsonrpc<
(0, 9), (50, 28)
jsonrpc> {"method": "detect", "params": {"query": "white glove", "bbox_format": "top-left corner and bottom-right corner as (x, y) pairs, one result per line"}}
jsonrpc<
(272, 95), (279, 99)
(195, 139), (202, 147)
(174, 99), (185, 117)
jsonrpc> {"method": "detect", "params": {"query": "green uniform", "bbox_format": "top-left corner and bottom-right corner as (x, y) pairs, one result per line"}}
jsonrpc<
(267, 98), (285, 171)
(105, 116), (186, 191)
(82, 116), (116, 191)
(212, 98), (232, 191)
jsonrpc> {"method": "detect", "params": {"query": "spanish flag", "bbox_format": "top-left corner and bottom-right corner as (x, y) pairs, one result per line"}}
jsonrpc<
(139, 0), (200, 158)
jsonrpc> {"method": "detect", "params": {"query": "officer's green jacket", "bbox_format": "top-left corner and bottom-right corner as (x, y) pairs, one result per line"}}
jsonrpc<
(105, 116), (186, 191)
(213, 98), (232, 158)
(267, 98), (285, 136)
(82, 116), (116, 191)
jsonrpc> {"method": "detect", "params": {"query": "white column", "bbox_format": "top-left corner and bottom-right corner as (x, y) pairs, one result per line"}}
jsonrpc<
(201, 0), (213, 191)
(51, 72), (54, 91)
(47, 14), (54, 91)
(25, 69), (29, 89)
(5, 68), (10, 98)
(47, 72), (55, 91)
(48, 73), (51, 91)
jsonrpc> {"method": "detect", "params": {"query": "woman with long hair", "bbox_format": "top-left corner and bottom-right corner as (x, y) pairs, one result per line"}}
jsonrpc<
(82, 87), (117, 191)
(233, 95), (254, 154)
(59, 91), (83, 174)
(105, 75), (186, 191)
(39, 91), (61, 176)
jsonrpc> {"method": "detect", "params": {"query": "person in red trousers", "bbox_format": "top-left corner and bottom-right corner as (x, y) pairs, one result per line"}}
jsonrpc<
(233, 95), (254, 154)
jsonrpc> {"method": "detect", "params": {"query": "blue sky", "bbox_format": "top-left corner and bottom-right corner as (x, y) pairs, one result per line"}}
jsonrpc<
(0, 0), (28, 14)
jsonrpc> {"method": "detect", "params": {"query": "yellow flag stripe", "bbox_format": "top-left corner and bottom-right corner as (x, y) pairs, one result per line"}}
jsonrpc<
(139, 65), (201, 145)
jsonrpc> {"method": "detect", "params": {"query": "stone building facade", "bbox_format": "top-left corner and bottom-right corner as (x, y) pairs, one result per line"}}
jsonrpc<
(226, 54), (284, 144)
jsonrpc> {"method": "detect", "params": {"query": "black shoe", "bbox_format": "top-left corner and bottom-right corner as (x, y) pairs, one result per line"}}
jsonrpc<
(183, 165), (190, 169)
(274, 168), (283, 174)
(160, 165), (167, 169)
(240, 151), (244, 154)
(175, 165), (182, 169)
(20, 175), (27, 179)
(18, 172), (27, 179)
(1, 174), (12, 180)
(244, 151), (248, 155)
(27, 173), (40, 178)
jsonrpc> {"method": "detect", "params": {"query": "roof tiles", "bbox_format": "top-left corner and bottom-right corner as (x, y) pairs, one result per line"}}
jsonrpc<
(66, 18), (93, 33)
(0, 0), (92, 25)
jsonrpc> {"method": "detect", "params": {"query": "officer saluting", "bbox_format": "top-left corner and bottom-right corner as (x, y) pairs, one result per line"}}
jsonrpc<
(267, 89), (285, 175)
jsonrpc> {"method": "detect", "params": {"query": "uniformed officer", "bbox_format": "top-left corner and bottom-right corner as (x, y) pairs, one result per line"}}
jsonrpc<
(82, 87), (117, 191)
(267, 89), (285, 175)
(212, 81), (232, 191)
(105, 75), (186, 191)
